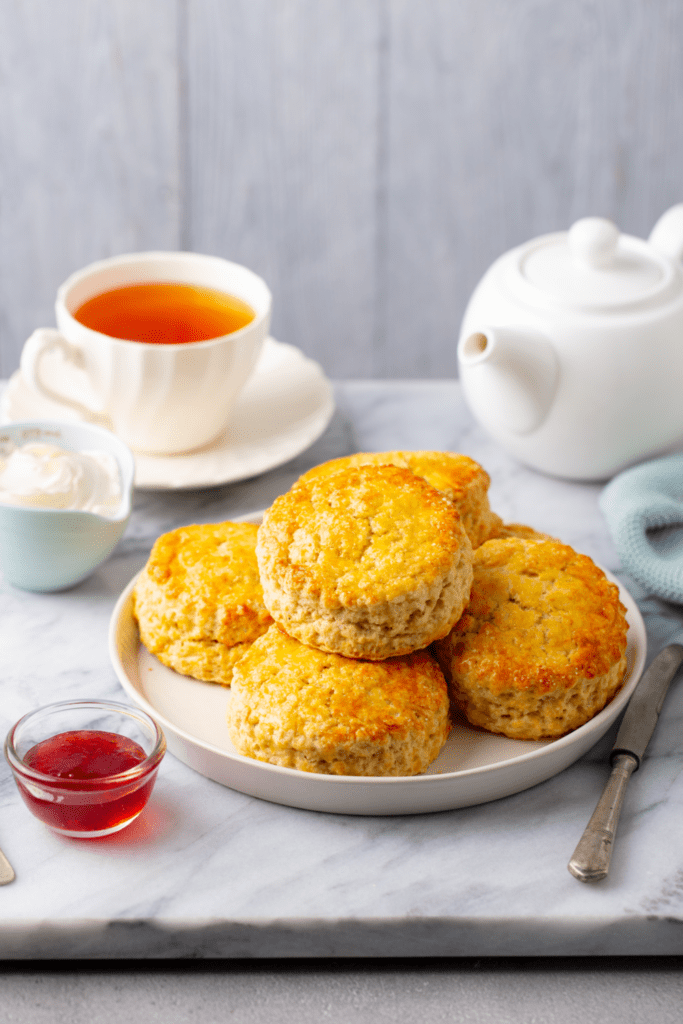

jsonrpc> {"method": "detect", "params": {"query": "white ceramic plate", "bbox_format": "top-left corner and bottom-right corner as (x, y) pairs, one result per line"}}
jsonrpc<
(0, 338), (335, 490)
(109, 567), (647, 815)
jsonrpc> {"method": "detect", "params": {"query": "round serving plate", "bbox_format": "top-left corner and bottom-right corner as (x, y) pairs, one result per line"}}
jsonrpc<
(109, 564), (646, 816)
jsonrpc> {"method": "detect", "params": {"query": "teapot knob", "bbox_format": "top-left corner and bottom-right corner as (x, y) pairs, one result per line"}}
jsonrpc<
(568, 217), (619, 269)
(649, 204), (683, 261)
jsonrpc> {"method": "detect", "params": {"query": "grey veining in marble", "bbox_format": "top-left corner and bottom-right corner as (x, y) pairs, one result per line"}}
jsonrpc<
(1, 380), (683, 959)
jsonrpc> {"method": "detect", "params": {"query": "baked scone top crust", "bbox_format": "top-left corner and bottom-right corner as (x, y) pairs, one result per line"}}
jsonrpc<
(436, 538), (628, 696)
(136, 520), (272, 648)
(258, 463), (470, 609)
(297, 450), (501, 546)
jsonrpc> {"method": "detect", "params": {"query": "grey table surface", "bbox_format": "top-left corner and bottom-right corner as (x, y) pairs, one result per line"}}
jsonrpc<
(2, 379), (683, 1019)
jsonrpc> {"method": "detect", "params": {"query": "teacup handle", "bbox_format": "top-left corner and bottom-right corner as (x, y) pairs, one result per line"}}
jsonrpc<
(20, 329), (110, 426)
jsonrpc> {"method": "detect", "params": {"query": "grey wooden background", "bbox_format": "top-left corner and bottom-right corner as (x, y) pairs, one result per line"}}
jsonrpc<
(0, 0), (681, 381)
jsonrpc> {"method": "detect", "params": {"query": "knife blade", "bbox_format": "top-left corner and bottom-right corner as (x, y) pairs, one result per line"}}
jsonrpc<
(568, 643), (683, 882)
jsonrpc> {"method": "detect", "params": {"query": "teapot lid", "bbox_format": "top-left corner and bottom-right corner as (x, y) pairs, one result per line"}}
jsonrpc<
(512, 217), (678, 311)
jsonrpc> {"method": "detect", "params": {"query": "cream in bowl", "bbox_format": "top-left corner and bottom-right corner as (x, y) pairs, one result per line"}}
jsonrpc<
(0, 421), (134, 592)
(0, 440), (122, 515)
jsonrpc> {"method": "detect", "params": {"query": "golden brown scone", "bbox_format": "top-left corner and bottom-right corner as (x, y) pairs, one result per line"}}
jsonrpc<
(297, 450), (501, 547)
(227, 625), (450, 775)
(433, 538), (629, 740)
(256, 463), (474, 660)
(133, 521), (273, 685)
(489, 522), (558, 543)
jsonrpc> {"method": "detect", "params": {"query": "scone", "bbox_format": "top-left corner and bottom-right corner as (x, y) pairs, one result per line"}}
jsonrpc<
(256, 463), (474, 660)
(227, 625), (450, 775)
(433, 538), (628, 740)
(133, 521), (273, 685)
(297, 450), (501, 547)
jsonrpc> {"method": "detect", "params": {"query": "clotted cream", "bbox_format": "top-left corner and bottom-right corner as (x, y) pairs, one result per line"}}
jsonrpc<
(0, 442), (121, 517)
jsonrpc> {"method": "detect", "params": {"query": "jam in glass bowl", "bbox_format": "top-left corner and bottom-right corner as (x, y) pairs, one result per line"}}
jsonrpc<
(4, 699), (166, 838)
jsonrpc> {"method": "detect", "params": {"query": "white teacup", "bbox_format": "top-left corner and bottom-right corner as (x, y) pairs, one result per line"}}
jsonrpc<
(20, 252), (272, 455)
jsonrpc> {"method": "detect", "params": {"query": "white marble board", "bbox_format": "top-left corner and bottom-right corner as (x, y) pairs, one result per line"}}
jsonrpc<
(1, 380), (682, 958)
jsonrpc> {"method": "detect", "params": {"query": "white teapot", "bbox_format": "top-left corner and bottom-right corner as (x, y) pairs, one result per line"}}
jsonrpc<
(457, 206), (683, 480)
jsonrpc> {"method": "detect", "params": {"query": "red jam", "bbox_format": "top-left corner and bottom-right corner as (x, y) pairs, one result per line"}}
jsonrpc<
(17, 730), (156, 834)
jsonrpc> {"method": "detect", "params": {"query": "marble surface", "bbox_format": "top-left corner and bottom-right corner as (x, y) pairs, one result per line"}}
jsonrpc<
(2, 380), (683, 959)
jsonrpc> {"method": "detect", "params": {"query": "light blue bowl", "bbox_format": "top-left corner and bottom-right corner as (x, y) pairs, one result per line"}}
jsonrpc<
(0, 421), (135, 592)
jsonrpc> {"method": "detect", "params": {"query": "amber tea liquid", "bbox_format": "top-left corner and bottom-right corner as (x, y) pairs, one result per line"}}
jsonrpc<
(73, 281), (256, 344)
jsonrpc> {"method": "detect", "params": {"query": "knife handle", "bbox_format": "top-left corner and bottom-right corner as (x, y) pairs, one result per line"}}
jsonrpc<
(567, 753), (638, 882)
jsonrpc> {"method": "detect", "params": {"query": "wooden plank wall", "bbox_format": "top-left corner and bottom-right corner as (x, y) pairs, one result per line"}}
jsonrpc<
(0, 0), (681, 380)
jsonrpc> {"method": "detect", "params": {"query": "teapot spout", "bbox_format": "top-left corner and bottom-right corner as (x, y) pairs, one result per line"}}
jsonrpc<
(649, 204), (683, 261)
(458, 327), (559, 435)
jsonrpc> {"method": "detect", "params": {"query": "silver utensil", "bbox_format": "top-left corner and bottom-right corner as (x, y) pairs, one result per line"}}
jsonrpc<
(568, 643), (683, 883)
(0, 845), (14, 885)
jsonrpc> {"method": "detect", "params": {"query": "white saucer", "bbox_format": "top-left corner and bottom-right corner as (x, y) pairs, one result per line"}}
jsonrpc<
(0, 338), (335, 490)
(109, 562), (647, 816)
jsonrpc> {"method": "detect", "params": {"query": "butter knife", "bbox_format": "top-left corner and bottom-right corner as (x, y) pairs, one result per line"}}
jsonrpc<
(568, 643), (683, 883)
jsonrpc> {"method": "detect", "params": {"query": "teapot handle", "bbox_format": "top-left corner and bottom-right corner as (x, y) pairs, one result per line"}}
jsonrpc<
(649, 204), (683, 262)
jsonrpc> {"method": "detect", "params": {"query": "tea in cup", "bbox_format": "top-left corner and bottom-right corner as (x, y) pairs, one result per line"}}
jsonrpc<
(20, 252), (272, 455)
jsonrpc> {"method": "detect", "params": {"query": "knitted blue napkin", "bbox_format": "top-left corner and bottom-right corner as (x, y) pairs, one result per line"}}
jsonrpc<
(600, 454), (683, 603)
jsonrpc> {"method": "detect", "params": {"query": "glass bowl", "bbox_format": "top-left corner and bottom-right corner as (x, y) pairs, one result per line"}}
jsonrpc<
(4, 699), (166, 838)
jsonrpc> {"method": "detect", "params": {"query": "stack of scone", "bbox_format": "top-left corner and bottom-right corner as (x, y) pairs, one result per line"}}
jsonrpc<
(132, 448), (629, 778)
(227, 452), (502, 776)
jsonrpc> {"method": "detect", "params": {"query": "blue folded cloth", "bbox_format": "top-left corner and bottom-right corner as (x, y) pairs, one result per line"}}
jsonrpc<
(600, 454), (683, 603)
